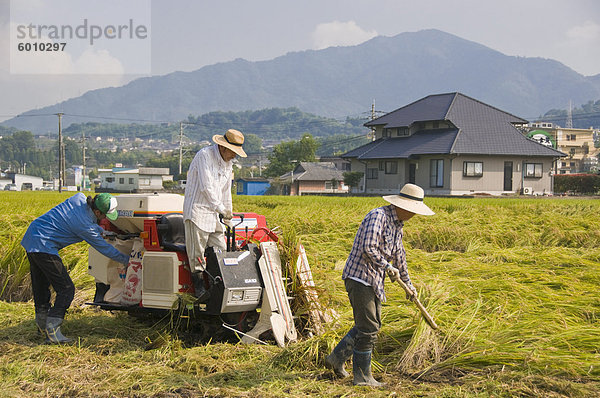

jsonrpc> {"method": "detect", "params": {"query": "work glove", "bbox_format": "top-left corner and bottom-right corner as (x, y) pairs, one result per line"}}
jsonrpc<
(222, 218), (234, 229)
(222, 209), (233, 220)
(386, 264), (401, 283)
(406, 284), (418, 301)
(220, 209), (234, 228)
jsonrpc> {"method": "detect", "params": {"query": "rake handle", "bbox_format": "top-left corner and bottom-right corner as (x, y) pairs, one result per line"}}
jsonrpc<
(394, 278), (438, 330)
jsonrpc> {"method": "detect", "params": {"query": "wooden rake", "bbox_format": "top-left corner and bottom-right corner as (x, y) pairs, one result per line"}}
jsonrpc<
(393, 278), (438, 330)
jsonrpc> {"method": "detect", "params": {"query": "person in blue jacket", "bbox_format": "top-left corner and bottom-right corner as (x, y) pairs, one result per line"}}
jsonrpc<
(21, 192), (130, 344)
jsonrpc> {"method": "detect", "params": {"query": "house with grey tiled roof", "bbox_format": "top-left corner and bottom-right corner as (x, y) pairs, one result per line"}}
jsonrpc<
(342, 92), (566, 196)
(280, 162), (348, 195)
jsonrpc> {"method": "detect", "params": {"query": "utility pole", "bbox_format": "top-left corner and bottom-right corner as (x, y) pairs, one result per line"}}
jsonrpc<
(258, 155), (262, 177)
(370, 99), (376, 141)
(82, 132), (86, 190)
(56, 113), (64, 192)
(179, 122), (184, 176)
(179, 122), (193, 177)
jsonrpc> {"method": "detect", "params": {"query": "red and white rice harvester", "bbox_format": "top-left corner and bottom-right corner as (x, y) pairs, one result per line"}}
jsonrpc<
(87, 193), (296, 346)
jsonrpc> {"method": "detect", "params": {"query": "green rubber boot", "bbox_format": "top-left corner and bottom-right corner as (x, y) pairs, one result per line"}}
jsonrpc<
(325, 328), (357, 378)
(45, 316), (73, 344)
(34, 305), (50, 335)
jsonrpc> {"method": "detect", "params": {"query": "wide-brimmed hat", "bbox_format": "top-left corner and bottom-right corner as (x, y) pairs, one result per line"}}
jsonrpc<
(212, 129), (247, 158)
(382, 183), (434, 216)
(95, 193), (119, 220)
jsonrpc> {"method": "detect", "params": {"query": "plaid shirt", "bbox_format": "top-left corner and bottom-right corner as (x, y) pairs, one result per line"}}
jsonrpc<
(342, 205), (413, 302)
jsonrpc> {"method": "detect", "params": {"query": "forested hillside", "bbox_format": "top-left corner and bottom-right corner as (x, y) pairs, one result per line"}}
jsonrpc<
(62, 107), (367, 142)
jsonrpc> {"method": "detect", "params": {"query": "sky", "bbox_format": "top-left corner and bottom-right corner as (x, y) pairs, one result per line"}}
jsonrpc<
(1, 0), (599, 123)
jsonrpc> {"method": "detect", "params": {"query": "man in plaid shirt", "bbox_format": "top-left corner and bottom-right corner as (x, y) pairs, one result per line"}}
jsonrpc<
(326, 183), (434, 387)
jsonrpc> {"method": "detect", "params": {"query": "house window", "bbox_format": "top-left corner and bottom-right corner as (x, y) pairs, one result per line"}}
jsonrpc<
(129, 178), (134, 184)
(567, 134), (577, 141)
(463, 161), (483, 177)
(430, 159), (444, 187)
(382, 129), (389, 137)
(378, 161), (385, 171)
(367, 168), (378, 179)
(385, 161), (398, 174)
(524, 163), (543, 178)
(119, 178), (124, 184)
(398, 127), (409, 136)
(105, 177), (114, 183)
(325, 180), (338, 190)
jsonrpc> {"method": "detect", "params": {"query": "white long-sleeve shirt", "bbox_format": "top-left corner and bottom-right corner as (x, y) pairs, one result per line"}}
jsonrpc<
(183, 145), (233, 232)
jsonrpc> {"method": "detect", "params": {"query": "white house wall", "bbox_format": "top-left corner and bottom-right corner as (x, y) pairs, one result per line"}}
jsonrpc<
(449, 155), (555, 196)
(140, 175), (164, 190)
(416, 156), (452, 195)
(349, 156), (556, 196)
(114, 173), (139, 192)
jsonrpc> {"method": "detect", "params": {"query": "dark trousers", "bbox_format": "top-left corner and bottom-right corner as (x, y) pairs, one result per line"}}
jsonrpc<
(345, 278), (381, 352)
(27, 252), (75, 319)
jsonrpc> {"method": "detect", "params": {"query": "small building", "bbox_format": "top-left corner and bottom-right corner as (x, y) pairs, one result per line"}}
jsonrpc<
(3, 173), (43, 191)
(236, 178), (270, 196)
(280, 162), (348, 196)
(97, 167), (172, 193)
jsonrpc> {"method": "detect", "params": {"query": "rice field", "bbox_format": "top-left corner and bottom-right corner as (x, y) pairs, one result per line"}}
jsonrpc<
(1, 191), (599, 397)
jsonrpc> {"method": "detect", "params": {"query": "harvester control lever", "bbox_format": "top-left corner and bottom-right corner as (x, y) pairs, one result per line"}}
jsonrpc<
(102, 231), (140, 241)
(220, 213), (245, 251)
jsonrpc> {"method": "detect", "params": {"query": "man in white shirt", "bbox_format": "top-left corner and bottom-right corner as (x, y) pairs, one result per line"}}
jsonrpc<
(183, 129), (247, 300)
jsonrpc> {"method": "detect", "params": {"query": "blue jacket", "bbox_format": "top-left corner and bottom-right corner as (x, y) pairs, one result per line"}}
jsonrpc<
(21, 193), (130, 265)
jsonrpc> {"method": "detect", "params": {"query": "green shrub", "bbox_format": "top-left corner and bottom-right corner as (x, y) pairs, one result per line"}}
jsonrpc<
(554, 174), (600, 194)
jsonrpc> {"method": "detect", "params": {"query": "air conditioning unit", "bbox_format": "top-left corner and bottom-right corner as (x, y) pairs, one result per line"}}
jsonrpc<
(523, 187), (533, 195)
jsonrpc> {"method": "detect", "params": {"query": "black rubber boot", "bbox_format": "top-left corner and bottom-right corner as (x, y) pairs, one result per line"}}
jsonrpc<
(191, 272), (210, 303)
(34, 305), (50, 335)
(325, 328), (357, 378)
(45, 316), (73, 344)
(353, 350), (384, 387)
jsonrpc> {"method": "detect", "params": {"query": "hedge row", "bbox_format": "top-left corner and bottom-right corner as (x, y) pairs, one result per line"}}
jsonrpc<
(554, 174), (600, 194)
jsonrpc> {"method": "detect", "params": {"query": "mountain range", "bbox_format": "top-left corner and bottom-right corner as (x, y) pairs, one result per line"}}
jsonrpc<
(4, 29), (600, 134)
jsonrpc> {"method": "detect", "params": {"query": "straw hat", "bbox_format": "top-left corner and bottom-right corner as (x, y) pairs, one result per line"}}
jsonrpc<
(382, 183), (434, 216)
(212, 129), (247, 158)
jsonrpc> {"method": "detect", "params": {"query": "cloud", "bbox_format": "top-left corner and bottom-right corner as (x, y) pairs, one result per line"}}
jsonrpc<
(73, 48), (125, 75)
(312, 20), (377, 50)
(0, 21), (128, 120)
(551, 20), (600, 75)
(566, 20), (600, 41)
